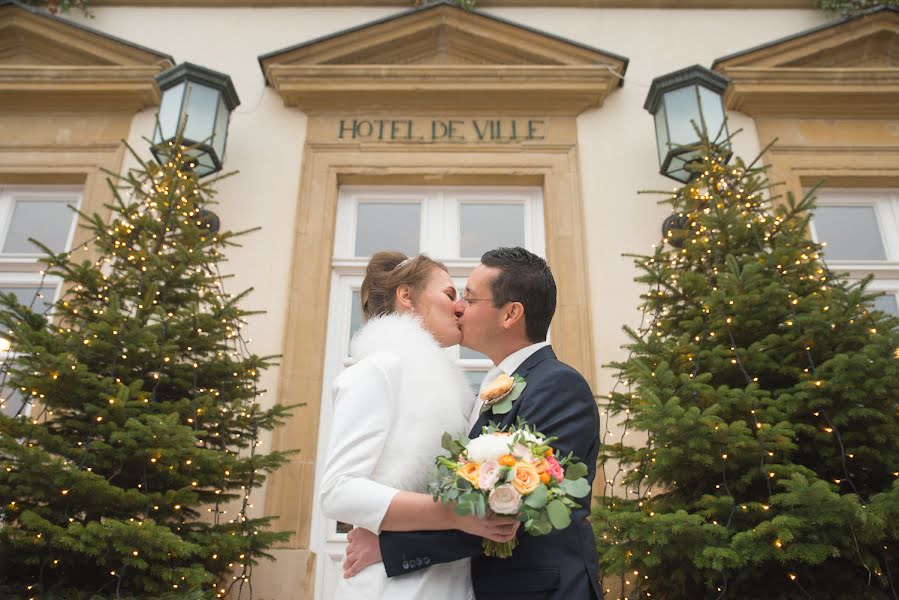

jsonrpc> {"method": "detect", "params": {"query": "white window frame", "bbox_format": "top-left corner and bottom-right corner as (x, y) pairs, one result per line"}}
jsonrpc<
(810, 188), (899, 314)
(0, 185), (83, 260)
(0, 185), (83, 419)
(311, 185), (545, 600)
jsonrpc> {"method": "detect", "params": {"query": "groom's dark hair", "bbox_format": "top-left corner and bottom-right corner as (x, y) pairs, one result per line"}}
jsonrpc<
(481, 247), (556, 343)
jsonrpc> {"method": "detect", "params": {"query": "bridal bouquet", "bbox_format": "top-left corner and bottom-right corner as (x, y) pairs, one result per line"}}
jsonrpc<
(429, 422), (591, 558)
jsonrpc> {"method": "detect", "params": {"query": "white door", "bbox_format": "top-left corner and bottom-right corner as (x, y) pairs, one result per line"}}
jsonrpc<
(309, 185), (545, 599)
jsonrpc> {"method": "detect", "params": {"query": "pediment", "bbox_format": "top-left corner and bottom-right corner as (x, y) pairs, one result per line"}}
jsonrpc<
(713, 7), (899, 117)
(0, 0), (173, 110)
(258, 1), (628, 114)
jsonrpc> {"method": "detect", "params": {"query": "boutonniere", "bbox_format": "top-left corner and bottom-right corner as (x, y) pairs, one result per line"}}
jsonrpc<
(479, 373), (526, 415)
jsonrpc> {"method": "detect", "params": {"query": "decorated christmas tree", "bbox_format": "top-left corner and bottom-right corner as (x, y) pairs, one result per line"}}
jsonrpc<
(0, 142), (295, 599)
(593, 133), (899, 599)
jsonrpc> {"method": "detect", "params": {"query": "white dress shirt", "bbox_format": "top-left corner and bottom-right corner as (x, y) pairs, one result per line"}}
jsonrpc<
(468, 341), (551, 430)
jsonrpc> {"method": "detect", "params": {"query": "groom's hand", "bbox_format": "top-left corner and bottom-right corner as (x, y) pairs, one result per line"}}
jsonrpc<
(344, 527), (382, 578)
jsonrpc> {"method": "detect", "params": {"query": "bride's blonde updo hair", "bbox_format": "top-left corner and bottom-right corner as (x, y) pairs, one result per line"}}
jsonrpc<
(361, 251), (448, 320)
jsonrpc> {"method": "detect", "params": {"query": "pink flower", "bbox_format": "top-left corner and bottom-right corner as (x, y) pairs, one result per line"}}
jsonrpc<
(488, 483), (522, 515)
(545, 456), (564, 482)
(511, 443), (531, 460)
(478, 460), (501, 490)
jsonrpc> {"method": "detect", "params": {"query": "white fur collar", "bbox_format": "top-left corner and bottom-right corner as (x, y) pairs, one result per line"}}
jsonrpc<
(350, 312), (447, 361)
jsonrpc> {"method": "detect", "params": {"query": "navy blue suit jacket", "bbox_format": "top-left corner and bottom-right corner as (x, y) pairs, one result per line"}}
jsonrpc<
(379, 346), (602, 599)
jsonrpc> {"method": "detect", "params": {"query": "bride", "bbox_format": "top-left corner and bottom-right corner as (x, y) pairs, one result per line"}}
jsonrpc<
(319, 251), (518, 600)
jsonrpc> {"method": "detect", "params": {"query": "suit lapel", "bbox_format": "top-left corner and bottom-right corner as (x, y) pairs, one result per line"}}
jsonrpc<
(467, 345), (556, 436)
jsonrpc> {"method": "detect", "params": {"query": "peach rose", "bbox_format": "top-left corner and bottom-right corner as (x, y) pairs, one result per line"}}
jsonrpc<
(511, 462), (540, 495)
(479, 374), (515, 405)
(458, 462), (481, 489)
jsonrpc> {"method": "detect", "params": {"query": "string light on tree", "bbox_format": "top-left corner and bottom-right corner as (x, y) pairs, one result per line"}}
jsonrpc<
(0, 126), (298, 598)
(593, 127), (899, 599)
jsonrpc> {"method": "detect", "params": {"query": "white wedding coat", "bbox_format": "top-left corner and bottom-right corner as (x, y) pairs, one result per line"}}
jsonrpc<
(319, 313), (476, 600)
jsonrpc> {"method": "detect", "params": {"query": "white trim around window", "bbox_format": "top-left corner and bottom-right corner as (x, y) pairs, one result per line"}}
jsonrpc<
(810, 188), (899, 316)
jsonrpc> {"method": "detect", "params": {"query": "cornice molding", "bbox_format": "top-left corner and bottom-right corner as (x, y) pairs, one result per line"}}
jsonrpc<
(0, 65), (168, 110)
(265, 64), (621, 113)
(720, 67), (899, 118)
(0, 1), (172, 111)
(259, 3), (627, 114)
(715, 8), (899, 118)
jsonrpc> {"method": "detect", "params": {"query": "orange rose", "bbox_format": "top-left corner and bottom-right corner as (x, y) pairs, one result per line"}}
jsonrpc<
(498, 454), (517, 467)
(544, 447), (554, 458)
(511, 462), (540, 495)
(533, 458), (548, 473)
(539, 472), (552, 484)
(479, 374), (515, 404)
(458, 462), (480, 489)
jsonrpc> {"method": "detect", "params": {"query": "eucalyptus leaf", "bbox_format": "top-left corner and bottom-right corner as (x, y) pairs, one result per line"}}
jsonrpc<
(527, 513), (553, 536)
(564, 462), (588, 480)
(490, 396), (514, 415)
(560, 477), (591, 498)
(441, 432), (454, 454)
(524, 484), (548, 508)
(506, 380), (526, 402)
(474, 493), (487, 518)
(547, 499), (571, 530)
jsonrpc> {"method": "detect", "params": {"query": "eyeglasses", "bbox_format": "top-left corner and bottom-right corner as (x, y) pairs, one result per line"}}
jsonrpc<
(459, 292), (493, 307)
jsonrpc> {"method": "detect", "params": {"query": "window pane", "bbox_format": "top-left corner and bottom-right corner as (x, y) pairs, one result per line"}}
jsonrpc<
(814, 206), (886, 260)
(463, 370), (488, 395)
(872, 293), (899, 317)
(349, 290), (364, 345)
(460, 204), (524, 258)
(0, 380), (28, 419)
(355, 203), (420, 257)
(4, 201), (77, 254)
(0, 287), (55, 330)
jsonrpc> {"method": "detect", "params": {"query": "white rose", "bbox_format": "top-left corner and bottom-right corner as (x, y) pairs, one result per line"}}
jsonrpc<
(478, 460), (501, 491)
(466, 434), (512, 463)
(488, 483), (522, 515)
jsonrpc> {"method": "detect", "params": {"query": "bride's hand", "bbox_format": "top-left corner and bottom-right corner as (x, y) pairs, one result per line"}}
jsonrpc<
(344, 527), (382, 579)
(454, 512), (520, 543)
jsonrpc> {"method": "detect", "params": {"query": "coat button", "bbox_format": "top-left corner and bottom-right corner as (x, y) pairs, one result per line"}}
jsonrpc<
(402, 560), (409, 569)
(423, 557), (431, 566)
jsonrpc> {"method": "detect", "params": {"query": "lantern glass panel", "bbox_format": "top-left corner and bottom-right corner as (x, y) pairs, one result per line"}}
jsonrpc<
(698, 85), (726, 138)
(155, 81), (185, 143)
(654, 100), (669, 167)
(193, 152), (217, 177)
(182, 83), (220, 145)
(664, 85), (702, 147)
(213, 96), (229, 160)
(667, 153), (691, 183)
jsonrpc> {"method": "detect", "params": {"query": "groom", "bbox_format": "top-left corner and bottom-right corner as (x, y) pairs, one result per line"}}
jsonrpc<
(346, 247), (602, 599)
